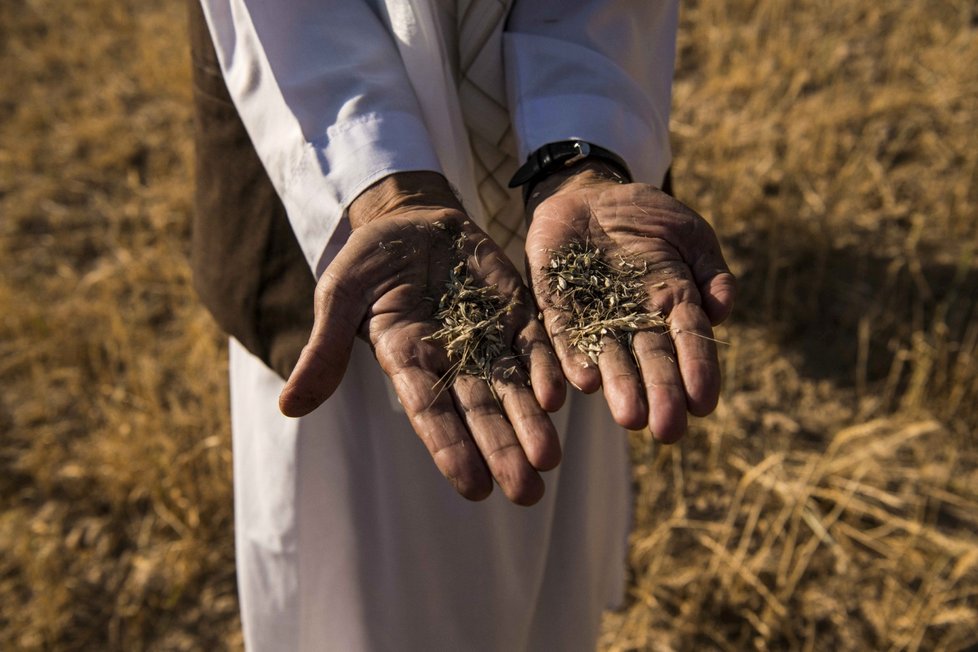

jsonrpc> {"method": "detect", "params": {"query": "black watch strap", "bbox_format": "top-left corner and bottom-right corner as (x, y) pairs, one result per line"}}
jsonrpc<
(507, 140), (632, 201)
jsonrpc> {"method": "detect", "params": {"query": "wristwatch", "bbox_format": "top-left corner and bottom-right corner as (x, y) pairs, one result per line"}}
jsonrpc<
(508, 139), (632, 201)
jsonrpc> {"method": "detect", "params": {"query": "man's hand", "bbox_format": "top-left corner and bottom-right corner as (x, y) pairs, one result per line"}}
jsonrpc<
(279, 172), (565, 505)
(525, 162), (736, 443)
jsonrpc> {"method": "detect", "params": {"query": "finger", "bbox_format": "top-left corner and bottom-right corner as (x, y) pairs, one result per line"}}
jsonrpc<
(467, 243), (566, 410)
(539, 307), (603, 394)
(524, 245), (601, 394)
(490, 361), (561, 472)
(389, 364), (494, 501)
(279, 270), (367, 417)
(596, 337), (648, 430)
(451, 375), (545, 506)
(669, 302), (721, 417)
(514, 318), (566, 412)
(631, 329), (688, 443)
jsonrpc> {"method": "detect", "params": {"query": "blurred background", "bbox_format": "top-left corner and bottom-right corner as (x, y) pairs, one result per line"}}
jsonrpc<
(1, 0), (976, 649)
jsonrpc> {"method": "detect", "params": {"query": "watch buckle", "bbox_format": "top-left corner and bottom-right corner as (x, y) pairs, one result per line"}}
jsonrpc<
(564, 141), (591, 167)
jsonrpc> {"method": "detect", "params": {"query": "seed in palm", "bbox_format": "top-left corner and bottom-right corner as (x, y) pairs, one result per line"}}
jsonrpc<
(544, 240), (666, 365)
(424, 257), (515, 391)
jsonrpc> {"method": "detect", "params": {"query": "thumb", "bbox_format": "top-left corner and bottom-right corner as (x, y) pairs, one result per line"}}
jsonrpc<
(699, 270), (737, 326)
(683, 220), (736, 326)
(279, 270), (367, 417)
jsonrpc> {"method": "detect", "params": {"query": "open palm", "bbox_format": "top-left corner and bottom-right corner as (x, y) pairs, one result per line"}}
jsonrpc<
(526, 178), (736, 442)
(280, 207), (565, 505)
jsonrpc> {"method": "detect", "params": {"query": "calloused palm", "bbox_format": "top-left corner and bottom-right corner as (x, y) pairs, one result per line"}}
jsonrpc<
(526, 179), (736, 443)
(280, 207), (565, 505)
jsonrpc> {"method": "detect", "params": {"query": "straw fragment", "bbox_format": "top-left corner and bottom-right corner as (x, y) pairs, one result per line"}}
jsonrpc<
(544, 240), (667, 364)
(424, 236), (516, 390)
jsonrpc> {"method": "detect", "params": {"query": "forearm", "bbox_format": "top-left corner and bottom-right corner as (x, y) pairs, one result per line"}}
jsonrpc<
(197, 0), (442, 275)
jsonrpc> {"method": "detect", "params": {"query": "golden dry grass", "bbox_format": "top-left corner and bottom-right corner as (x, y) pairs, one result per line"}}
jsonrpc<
(1, 0), (976, 650)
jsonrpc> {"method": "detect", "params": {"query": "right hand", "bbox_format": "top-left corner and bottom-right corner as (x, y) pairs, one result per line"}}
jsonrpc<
(279, 172), (566, 506)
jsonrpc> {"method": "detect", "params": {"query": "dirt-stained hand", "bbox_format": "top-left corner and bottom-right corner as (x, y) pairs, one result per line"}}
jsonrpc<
(279, 172), (565, 505)
(525, 163), (736, 443)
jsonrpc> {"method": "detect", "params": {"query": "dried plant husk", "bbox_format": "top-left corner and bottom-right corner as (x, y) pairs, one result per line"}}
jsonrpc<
(544, 240), (666, 365)
(424, 254), (516, 390)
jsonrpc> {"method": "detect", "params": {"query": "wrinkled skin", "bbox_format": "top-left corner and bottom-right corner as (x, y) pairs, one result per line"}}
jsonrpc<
(279, 168), (736, 505)
(525, 167), (736, 443)
(280, 173), (565, 506)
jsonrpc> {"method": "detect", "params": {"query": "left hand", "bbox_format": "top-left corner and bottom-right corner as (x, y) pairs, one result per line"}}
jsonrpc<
(524, 163), (736, 442)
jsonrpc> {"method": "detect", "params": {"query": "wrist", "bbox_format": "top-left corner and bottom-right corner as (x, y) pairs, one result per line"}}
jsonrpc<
(525, 159), (629, 214)
(348, 171), (464, 230)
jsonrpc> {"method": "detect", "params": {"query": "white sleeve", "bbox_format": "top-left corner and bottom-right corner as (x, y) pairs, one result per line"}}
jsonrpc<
(503, 1), (679, 186)
(198, 0), (443, 276)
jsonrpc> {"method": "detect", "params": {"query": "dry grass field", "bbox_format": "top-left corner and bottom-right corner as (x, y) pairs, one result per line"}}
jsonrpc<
(1, 0), (976, 650)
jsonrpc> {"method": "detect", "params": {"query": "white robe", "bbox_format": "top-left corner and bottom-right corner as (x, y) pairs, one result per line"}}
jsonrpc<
(199, 1), (679, 649)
